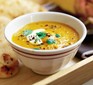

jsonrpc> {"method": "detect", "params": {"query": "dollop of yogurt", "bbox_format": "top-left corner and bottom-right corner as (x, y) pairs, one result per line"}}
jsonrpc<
(27, 29), (45, 45)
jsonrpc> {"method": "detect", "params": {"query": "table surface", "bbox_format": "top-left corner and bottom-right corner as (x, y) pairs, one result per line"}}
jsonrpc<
(83, 79), (93, 85)
(0, 58), (80, 85)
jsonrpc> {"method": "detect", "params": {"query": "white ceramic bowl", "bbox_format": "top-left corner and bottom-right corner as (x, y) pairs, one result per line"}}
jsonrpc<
(5, 12), (87, 75)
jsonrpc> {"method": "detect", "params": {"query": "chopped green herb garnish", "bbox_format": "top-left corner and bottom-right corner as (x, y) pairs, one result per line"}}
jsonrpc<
(23, 30), (33, 36)
(34, 48), (40, 50)
(55, 34), (60, 38)
(36, 32), (46, 39)
(46, 39), (55, 44)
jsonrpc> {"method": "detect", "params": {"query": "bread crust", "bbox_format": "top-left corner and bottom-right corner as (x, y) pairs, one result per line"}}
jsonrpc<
(0, 53), (19, 78)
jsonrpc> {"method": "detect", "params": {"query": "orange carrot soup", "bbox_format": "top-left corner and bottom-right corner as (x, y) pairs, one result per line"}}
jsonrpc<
(12, 21), (79, 50)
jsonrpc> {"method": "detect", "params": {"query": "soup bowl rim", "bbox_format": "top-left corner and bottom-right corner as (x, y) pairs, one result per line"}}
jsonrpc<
(5, 12), (87, 55)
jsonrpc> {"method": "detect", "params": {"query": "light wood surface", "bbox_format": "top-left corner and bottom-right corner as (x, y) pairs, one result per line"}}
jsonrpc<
(49, 57), (93, 85)
(34, 56), (93, 85)
(0, 64), (47, 85)
(0, 56), (93, 85)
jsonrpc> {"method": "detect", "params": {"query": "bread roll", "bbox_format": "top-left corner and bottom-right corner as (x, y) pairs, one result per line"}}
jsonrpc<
(0, 0), (46, 19)
(0, 0), (46, 78)
(0, 31), (19, 78)
(0, 53), (19, 78)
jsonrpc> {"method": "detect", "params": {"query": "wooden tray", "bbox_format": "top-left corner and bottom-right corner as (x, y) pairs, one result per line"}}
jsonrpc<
(0, 56), (93, 85)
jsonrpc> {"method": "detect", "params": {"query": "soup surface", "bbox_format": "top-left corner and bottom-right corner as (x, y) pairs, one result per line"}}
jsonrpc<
(12, 21), (79, 50)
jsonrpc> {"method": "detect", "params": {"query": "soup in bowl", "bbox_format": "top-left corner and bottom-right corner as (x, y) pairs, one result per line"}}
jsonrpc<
(5, 12), (87, 75)
(12, 21), (79, 50)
